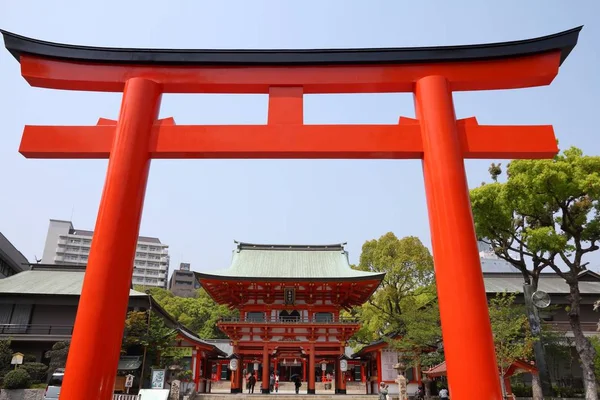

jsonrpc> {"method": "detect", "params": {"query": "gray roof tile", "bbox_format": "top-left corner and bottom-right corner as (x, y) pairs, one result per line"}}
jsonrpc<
(0, 269), (146, 296)
(199, 242), (384, 281)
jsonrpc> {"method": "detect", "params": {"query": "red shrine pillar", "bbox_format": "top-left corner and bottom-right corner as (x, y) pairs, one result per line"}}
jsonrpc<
(308, 348), (316, 394)
(59, 78), (161, 400)
(415, 75), (502, 399)
(262, 346), (270, 394)
(194, 349), (202, 391)
(303, 359), (307, 382)
(360, 363), (366, 383)
(216, 363), (222, 381)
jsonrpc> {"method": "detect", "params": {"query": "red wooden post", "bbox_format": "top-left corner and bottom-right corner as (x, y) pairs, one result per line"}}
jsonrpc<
(302, 358), (307, 382)
(262, 346), (270, 393)
(59, 78), (161, 400)
(308, 348), (316, 394)
(216, 362), (222, 381)
(194, 349), (202, 391)
(416, 75), (502, 399)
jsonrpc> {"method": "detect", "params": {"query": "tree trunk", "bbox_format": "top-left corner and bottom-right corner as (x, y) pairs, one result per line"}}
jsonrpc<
(531, 373), (544, 400)
(523, 283), (553, 398)
(568, 281), (598, 400)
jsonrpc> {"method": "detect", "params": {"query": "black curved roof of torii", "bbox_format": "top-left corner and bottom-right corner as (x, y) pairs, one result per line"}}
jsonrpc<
(0, 26), (582, 67)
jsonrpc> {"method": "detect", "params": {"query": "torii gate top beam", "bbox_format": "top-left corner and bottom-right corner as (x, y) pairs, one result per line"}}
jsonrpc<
(0, 27), (581, 93)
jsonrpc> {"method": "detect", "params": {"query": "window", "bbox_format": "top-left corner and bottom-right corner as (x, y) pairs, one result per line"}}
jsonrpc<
(314, 312), (333, 323)
(149, 246), (159, 252)
(69, 239), (80, 244)
(136, 252), (146, 258)
(66, 246), (79, 252)
(246, 312), (265, 322)
(138, 245), (148, 250)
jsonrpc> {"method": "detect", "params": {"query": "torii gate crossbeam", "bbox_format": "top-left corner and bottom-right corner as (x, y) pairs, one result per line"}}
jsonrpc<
(1, 27), (581, 400)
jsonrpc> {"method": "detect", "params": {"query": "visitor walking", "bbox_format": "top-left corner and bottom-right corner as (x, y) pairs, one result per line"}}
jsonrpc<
(274, 373), (279, 393)
(294, 376), (302, 394)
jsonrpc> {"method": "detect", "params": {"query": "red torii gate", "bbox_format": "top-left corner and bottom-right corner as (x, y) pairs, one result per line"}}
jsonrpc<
(1, 27), (581, 399)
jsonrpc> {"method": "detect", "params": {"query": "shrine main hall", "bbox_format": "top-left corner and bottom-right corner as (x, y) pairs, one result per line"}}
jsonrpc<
(197, 242), (387, 395)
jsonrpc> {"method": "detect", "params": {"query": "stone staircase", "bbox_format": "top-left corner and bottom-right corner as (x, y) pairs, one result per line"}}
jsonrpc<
(196, 396), (376, 399)
(209, 381), (366, 395)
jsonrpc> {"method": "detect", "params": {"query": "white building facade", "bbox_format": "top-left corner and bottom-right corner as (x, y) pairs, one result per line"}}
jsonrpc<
(41, 219), (169, 288)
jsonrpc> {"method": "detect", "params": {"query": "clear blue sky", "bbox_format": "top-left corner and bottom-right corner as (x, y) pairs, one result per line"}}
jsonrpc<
(1, 1), (599, 273)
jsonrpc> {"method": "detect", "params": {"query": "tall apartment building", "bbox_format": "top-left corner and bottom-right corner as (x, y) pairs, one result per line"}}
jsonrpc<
(168, 262), (200, 298)
(41, 219), (170, 288)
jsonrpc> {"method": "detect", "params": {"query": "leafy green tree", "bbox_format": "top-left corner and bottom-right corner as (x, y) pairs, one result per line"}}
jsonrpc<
(142, 287), (238, 339)
(44, 341), (69, 375)
(0, 338), (12, 377)
(489, 292), (535, 397)
(122, 311), (176, 355)
(350, 233), (439, 372)
(470, 147), (600, 399)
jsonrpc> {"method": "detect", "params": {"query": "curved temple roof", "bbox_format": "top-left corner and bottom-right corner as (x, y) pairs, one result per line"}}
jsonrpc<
(0, 27), (581, 67)
(196, 241), (385, 282)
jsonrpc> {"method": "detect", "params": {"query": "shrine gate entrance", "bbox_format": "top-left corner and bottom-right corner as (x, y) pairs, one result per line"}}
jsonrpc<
(0, 26), (581, 399)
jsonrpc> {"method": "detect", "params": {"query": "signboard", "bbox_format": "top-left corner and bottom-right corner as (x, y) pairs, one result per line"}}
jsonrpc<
(284, 287), (295, 305)
(139, 389), (169, 400)
(381, 349), (399, 382)
(151, 368), (166, 389)
(125, 374), (135, 388)
(10, 352), (23, 365)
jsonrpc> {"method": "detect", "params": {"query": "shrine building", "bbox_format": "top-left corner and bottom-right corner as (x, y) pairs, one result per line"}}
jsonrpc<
(197, 242), (385, 394)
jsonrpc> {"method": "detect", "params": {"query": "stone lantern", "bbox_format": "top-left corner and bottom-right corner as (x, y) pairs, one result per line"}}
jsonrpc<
(393, 362), (408, 400)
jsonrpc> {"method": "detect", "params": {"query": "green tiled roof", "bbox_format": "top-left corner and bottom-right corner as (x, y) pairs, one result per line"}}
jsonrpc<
(0, 267), (146, 296)
(198, 242), (385, 281)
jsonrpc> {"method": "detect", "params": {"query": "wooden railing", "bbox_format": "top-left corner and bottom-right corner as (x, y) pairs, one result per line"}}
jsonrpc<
(0, 324), (74, 335)
(219, 316), (359, 324)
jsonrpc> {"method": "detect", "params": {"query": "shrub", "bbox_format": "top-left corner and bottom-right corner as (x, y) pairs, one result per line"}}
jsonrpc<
(511, 383), (533, 397)
(3, 368), (31, 389)
(21, 362), (48, 383)
(23, 354), (36, 363)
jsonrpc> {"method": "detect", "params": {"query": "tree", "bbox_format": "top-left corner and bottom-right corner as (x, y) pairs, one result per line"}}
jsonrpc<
(489, 292), (535, 397)
(352, 233), (435, 341)
(470, 147), (600, 400)
(122, 311), (176, 355)
(0, 338), (12, 377)
(392, 288), (442, 369)
(141, 287), (238, 339)
(350, 233), (440, 374)
(44, 341), (70, 375)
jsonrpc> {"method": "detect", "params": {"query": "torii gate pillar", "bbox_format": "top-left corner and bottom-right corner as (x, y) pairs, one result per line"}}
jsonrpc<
(0, 26), (582, 399)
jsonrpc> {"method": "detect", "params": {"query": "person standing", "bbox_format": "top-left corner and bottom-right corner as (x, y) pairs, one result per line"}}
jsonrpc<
(439, 387), (449, 399)
(269, 373), (275, 393)
(248, 372), (256, 394)
(274, 373), (279, 393)
(378, 382), (388, 400)
(294, 376), (302, 394)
